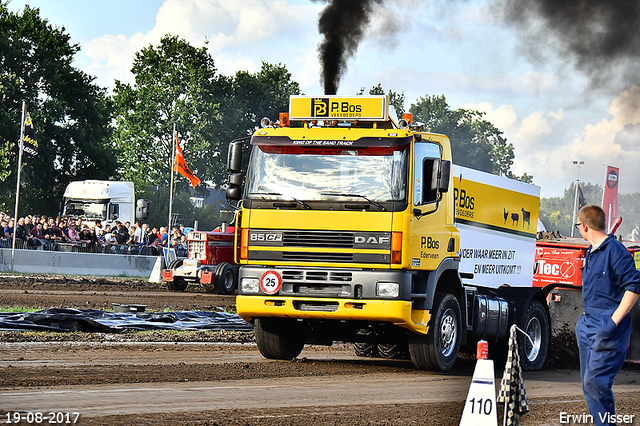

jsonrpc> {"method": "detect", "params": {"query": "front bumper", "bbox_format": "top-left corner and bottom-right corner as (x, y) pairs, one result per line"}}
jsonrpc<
(236, 295), (431, 334)
(163, 260), (212, 283)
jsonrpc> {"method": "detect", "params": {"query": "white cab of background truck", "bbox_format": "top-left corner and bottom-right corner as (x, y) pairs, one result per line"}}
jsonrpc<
(62, 180), (140, 228)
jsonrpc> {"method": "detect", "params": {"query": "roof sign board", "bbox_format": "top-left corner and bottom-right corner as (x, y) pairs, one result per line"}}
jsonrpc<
(289, 95), (387, 121)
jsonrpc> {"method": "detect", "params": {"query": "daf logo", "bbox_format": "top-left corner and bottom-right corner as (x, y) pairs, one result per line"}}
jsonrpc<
(355, 236), (390, 244)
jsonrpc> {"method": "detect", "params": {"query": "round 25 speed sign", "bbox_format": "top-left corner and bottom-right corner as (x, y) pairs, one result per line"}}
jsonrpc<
(260, 270), (282, 294)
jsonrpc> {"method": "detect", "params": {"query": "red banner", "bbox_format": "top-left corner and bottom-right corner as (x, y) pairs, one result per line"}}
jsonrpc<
(602, 165), (619, 233)
(174, 134), (201, 189)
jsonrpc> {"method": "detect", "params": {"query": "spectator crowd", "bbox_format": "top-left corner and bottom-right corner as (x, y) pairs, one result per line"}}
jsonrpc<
(0, 211), (188, 256)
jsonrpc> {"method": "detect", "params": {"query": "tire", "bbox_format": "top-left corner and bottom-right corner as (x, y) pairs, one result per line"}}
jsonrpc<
(171, 277), (188, 291)
(354, 342), (379, 358)
(378, 343), (410, 360)
(214, 262), (237, 295)
(166, 259), (187, 291)
(408, 293), (461, 371)
(519, 299), (550, 371)
(254, 318), (305, 360)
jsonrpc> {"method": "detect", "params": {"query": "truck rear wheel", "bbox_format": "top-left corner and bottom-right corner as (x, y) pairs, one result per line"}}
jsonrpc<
(519, 299), (550, 371)
(354, 342), (379, 358)
(254, 318), (305, 360)
(378, 343), (410, 359)
(214, 263), (237, 295)
(408, 293), (461, 371)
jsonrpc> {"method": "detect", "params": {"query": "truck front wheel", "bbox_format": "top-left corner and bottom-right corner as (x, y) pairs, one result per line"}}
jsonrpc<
(409, 293), (461, 371)
(166, 259), (187, 291)
(519, 299), (550, 371)
(254, 318), (305, 360)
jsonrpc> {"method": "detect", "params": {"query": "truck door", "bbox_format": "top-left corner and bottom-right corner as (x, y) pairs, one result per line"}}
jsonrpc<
(409, 141), (451, 272)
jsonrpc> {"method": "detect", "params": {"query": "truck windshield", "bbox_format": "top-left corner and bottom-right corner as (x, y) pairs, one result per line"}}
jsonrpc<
(64, 201), (108, 220)
(245, 145), (407, 202)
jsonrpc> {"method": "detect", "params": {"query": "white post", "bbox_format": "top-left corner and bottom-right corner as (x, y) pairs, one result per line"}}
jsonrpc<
(11, 101), (26, 271)
(168, 123), (176, 231)
(570, 160), (583, 237)
(571, 182), (579, 237)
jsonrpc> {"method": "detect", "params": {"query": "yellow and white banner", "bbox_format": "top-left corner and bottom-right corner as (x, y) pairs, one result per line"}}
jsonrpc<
(453, 166), (540, 289)
(289, 95), (387, 120)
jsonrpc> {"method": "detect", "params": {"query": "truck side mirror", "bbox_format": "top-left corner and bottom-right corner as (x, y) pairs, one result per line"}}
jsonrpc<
(227, 141), (243, 173)
(226, 187), (242, 201)
(429, 159), (451, 194)
(229, 173), (243, 187)
(439, 160), (451, 193)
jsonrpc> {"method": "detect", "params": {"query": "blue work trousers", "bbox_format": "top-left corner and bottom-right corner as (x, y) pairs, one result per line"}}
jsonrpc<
(576, 313), (631, 426)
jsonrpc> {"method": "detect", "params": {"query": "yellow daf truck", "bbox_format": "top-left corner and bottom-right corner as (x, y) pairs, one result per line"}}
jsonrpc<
(226, 95), (549, 371)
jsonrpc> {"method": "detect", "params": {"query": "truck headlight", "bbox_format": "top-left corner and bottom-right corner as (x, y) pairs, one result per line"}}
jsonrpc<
(240, 277), (260, 293)
(376, 282), (400, 298)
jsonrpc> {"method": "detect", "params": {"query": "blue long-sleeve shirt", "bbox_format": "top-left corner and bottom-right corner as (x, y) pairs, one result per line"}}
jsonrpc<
(582, 234), (640, 315)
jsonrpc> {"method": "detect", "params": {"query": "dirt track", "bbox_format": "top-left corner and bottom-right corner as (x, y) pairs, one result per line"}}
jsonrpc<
(1, 274), (639, 425)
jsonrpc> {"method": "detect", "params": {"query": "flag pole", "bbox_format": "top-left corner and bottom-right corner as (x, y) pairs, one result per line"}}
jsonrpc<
(168, 123), (176, 231)
(11, 100), (26, 271)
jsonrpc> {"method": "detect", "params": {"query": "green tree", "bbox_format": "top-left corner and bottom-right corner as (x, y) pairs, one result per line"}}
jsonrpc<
(539, 182), (602, 235)
(112, 35), (227, 196)
(0, 2), (116, 216)
(112, 35), (300, 228)
(613, 192), (640, 239)
(224, 62), (301, 178)
(229, 62), (301, 136)
(358, 83), (406, 116)
(409, 95), (518, 177)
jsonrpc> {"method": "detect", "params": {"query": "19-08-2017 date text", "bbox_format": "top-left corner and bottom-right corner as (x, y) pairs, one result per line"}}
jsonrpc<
(4, 412), (80, 424)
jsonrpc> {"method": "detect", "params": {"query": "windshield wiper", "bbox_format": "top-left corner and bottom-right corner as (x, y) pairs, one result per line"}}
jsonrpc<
(320, 192), (386, 211)
(249, 192), (311, 210)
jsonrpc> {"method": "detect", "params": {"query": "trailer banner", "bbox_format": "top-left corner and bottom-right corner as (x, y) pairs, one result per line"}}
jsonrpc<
(452, 166), (540, 289)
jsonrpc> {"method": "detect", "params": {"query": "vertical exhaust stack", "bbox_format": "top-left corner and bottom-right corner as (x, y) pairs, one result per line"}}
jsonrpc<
(316, 0), (382, 95)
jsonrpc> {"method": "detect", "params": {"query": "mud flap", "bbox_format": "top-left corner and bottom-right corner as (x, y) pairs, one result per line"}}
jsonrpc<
(201, 271), (213, 284)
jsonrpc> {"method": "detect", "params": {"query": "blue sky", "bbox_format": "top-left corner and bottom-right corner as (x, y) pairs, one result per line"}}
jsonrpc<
(8, 0), (640, 198)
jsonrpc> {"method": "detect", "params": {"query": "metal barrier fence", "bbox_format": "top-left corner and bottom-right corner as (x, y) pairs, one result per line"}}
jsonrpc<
(0, 238), (185, 257)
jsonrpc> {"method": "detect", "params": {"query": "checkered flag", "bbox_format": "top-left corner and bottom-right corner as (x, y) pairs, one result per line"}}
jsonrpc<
(497, 324), (529, 426)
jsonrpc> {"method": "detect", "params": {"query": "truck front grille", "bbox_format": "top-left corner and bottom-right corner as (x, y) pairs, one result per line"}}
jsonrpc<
(188, 240), (206, 260)
(247, 229), (391, 264)
(283, 231), (353, 248)
(281, 270), (353, 296)
(282, 270), (353, 282)
(282, 251), (353, 262)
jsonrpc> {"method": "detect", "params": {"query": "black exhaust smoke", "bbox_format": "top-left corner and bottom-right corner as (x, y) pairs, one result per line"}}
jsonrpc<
(315, 0), (383, 95)
(502, 0), (640, 89)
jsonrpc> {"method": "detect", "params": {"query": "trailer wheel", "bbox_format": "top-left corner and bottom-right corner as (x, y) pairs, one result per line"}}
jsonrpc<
(214, 263), (237, 295)
(354, 342), (379, 358)
(166, 259), (187, 291)
(254, 318), (305, 360)
(408, 293), (461, 371)
(519, 299), (550, 371)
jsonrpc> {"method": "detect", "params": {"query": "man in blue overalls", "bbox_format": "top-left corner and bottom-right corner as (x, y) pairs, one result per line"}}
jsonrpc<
(575, 205), (640, 426)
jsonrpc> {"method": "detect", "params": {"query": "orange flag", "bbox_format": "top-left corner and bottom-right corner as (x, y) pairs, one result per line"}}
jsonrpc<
(174, 134), (201, 188)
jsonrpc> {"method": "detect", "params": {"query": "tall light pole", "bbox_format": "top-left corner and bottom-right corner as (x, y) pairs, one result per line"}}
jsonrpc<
(571, 160), (584, 237)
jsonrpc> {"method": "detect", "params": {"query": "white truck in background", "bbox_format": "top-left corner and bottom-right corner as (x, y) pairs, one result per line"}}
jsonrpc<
(61, 180), (148, 228)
